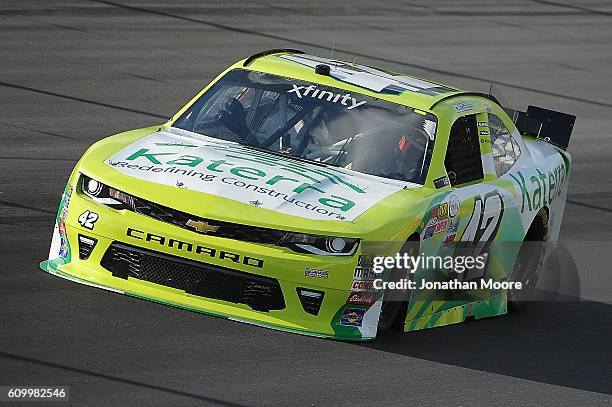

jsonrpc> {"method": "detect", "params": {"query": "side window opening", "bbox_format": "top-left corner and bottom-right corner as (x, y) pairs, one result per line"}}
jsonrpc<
(489, 113), (521, 176)
(444, 114), (484, 186)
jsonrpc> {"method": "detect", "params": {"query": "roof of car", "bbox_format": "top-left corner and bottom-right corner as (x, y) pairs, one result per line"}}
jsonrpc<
(237, 50), (465, 112)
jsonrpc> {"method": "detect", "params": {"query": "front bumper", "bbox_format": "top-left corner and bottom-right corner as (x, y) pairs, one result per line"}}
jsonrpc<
(41, 182), (381, 341)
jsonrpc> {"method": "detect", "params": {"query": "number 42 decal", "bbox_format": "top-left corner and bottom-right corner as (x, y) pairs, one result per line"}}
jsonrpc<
(457, 191), (504, 281)
(461, 191), (504, 246)
(78, 210), (99, 230)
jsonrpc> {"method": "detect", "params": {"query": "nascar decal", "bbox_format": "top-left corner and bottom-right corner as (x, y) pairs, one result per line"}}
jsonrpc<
(106, 130), (414, 221)
(280, 54), (455, 95)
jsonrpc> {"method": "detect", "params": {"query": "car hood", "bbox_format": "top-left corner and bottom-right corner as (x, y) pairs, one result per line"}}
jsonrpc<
(79, 126), (428, 236)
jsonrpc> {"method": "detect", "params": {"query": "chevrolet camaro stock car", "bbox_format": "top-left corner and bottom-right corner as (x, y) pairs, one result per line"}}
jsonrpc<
(41, 49), (575, 341)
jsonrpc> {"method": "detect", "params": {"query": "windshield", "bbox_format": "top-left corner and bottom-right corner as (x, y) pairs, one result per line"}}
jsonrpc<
(173, 69), (437, 184)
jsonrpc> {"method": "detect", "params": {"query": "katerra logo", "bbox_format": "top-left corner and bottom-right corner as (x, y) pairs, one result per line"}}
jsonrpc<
(509, 162), (567, 213)
(121, 148), (356, 213)
(288, 84), (367, 110)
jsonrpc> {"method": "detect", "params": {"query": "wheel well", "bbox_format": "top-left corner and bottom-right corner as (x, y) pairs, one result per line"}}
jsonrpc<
(391, 233), (420, 330)
(525, 207), (549, 242)
(407, 232), (420, 242)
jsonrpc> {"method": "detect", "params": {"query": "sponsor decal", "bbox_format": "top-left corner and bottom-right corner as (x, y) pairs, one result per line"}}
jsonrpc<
(77, 210), (98, 230)
(478, 121), (488, 127)
(438, 202), (449, 219)
(423, 216), (437, 239)
(60, 186), (73, 226)
(249, 200), (263, 207)
(424, 195), (461, 240)
(425, 217), (438, 228)
(479, 130), (489, 135)
(288, 84), (367, 110)
(340, 308), (365, 326)
(125, 227), (264, 268)
(50, 185), (73, 261)
(106, 131), (410, 221)
(280, 53), (454, 95)
(433, 176), (450, 189)
(434, 218), (450, 233)
(353, 266), (376, 280)
(351, 279), (376, 292)
(424, 225), (436, 240)
(508, 163), (567, 213)
(59, 236), (69, 258)
(448, 217), (459, 233)
(443, 233), (456, 246)
(154, 142), (197, 148)
(454, 102), (474, 112)
(357, 255), (374, 267)
(304, 269), (328, 279)
(185, 219), (220, 234)
(346, 292), (377, 306)
(448, 195), (460, 218)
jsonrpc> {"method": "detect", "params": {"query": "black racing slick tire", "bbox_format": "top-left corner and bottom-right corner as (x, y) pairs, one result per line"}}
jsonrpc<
(377, 237), (419, 334)
(508, 209), (549, 312)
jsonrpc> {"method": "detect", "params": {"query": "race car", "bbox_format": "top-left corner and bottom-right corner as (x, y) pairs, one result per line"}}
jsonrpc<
(41, 49), (575, 341)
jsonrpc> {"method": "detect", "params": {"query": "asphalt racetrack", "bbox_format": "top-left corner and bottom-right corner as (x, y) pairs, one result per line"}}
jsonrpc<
(1, 1), (612, 405)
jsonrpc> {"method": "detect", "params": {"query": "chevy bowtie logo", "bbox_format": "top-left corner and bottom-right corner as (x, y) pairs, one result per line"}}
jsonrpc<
(186, 219), (220, 234)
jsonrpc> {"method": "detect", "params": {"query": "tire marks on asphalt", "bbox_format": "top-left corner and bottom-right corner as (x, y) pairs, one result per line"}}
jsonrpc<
(0, 120), (80, 141)
(0, 352), (247, 406)
(0, 81), (167, 120)
(91, 0), (612, 110)
(0, 200), (56, 216)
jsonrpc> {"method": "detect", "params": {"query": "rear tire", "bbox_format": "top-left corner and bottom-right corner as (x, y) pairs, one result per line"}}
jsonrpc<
(508, 209), (548, 312)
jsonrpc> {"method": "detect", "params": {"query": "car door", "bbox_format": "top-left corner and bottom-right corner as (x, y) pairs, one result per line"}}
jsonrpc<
(411, 108), (518, 306)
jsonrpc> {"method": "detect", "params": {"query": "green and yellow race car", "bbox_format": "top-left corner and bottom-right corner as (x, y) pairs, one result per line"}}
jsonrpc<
(41, 49), (575, 341)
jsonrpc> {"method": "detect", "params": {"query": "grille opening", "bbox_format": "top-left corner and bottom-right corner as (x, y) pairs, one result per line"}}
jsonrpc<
(100, 242), (285, 312)
(297, 288), (325, 315)
(78, 234), (97, 260)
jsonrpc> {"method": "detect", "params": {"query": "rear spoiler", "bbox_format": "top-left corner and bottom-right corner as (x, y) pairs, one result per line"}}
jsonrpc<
(504, 106), (576, 150)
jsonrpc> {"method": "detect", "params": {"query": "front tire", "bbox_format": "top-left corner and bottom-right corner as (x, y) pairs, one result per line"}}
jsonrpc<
(377, 237), (419, 334)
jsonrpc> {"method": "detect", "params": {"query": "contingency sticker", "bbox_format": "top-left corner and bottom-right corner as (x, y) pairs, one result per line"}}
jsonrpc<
(106, 129), (417, 221)
(48, 185), (73, 262)
(340, 308), (365, 327)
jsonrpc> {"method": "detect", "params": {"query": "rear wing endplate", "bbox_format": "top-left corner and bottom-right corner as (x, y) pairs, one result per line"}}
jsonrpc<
(504, 105), (576, 150)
